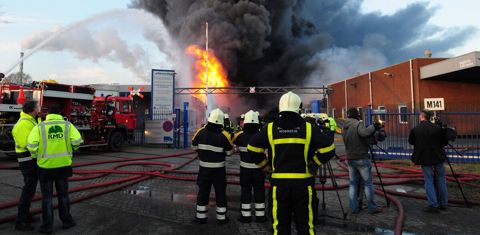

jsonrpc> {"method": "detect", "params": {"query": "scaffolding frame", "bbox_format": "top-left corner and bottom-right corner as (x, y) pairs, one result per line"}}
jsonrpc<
(175, 86), (332, 95)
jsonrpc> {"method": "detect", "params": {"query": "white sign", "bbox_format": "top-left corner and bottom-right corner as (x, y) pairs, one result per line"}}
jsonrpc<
(424, 98), (445, 111)
(151, 69), (175, 113)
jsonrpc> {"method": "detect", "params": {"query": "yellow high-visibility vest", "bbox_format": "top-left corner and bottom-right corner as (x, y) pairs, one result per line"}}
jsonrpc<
(27, 114), (83, 169)
(12, 112), (38, 154)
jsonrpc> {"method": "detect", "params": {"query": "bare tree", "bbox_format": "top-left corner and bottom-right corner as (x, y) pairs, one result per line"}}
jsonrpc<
(4, 72), (33, 84)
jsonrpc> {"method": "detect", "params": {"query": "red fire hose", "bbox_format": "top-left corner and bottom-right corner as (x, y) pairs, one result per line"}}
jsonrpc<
(0, 151), (478, 235)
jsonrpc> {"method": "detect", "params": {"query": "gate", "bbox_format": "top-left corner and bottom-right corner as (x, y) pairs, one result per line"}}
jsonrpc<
(367, 108), (480, 163)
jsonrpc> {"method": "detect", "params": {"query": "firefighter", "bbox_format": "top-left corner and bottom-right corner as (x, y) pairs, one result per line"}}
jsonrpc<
(12, 101), (39, 231)
(248, 92), (335, 235)
(192, 108), (233, 225)
(233, 110), (266, 223)
(224, 113), (235, 137)
(237, 114), (245, 132)
(27, 105), (83, 234)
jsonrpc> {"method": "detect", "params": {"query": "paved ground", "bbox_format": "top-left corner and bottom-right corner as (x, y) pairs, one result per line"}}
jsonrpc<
(0, 144), (478, 234)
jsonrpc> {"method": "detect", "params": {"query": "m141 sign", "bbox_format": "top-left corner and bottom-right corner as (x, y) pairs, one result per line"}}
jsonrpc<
(424, 98), (445, 111)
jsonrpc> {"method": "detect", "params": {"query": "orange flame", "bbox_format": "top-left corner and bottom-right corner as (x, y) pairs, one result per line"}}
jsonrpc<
(186, 44), (229, 102)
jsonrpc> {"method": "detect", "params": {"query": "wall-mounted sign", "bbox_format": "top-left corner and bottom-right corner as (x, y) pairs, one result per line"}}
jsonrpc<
(424, 98), (445, 111)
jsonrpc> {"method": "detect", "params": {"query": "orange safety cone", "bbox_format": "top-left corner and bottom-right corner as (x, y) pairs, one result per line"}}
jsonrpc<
(17, 87), (26, 104)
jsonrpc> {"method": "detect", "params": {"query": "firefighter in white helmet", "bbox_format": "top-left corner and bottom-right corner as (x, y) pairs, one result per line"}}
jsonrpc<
(248, 92), (335, 234)
(192, 108), (233, 225)
(233, 110), (266, 223)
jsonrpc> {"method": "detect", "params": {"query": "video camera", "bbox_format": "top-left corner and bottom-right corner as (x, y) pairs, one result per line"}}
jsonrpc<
(365, 119), (387, 145)
(433, 116), (457, 142)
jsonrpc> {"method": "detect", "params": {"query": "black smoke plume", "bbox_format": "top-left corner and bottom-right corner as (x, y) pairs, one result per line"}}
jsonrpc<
(131, 0), (475, 86)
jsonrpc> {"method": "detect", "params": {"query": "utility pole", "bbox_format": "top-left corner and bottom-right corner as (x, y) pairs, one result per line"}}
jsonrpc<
(205, 22), (210, 122)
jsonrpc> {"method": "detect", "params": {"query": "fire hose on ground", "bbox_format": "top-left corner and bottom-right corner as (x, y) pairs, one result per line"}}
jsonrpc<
(0, 152), (479, 235)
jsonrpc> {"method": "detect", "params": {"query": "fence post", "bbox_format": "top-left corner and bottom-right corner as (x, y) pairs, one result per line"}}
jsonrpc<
(174, 108), (181, 149)
(366, 105), (372, 126)
(183, 102), (189, 149)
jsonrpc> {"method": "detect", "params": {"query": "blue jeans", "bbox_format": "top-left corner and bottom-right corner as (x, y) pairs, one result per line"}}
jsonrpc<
(39, 178), (74, 230)
(422, 163), (448, 207)
(348, 159), (377, 212)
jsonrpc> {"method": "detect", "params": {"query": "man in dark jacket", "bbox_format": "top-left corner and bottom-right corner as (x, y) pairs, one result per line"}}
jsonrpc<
(408, 110), (449, 213)
(342, 108), (382, 214)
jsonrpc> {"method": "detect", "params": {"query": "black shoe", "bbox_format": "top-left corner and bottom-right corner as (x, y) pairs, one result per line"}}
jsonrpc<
(15, 222), (34, 231)
(193, 217), (207, 225)
(38, 227), (53, 234)
(423, 205), (440, 214)
(62, 221), (76, 229)
(237, 216), (251, 223)
(27, 214), (38, 223)
(255, 216), (267, 223)
(217, 217), (230, 225)
(439, 205), (448, 210)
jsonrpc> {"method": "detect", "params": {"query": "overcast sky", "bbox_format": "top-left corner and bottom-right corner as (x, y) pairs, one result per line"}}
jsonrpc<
(0, 0), (478, 85)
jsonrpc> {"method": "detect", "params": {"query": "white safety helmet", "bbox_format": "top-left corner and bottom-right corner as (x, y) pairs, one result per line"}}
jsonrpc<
(240, 114), (245, 119)
(279, 91), (302, 113)
(208, 108), (224, 126)
(243, 110), (260, 124)
(224, 114), (230, 119)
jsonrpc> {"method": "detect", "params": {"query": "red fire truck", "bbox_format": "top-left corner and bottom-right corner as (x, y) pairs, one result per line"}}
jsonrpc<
(0, 80), (137, 155)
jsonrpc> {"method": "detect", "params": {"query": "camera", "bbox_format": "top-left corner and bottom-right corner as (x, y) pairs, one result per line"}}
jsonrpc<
(365, 120), (387, 145)
(433, 116), (457, 142)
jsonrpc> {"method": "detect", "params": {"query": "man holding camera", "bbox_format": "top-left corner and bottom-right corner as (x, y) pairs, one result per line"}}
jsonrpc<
(342, 108), (382, 214)
(408, 110), (449, 213)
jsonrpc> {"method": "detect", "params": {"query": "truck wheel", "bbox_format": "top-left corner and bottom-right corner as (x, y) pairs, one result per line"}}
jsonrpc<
(109, 132), (124, 151)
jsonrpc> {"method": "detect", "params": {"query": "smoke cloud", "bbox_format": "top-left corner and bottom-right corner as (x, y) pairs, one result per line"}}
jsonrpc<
(21, 9), (178, 82)
(132, 0), (476, 86)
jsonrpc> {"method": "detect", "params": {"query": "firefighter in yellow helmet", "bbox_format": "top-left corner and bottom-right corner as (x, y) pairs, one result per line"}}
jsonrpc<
(192, 108), (233, 225)
(233, 110), (266, 223)
(27, 105), (83, 234)
(248, 92), (335, 235)
(12, 101), (39, 231)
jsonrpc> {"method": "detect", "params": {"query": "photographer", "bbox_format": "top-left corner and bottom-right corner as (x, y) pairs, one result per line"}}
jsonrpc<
(408, 110), (449, 213)
(342, 108), (382, 214)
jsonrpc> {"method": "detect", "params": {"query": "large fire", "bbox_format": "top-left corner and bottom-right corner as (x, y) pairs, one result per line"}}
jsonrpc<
(186, 44), (229, 102)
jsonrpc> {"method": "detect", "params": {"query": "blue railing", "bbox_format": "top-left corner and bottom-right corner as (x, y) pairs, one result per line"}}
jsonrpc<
(366, 108), (480, 163)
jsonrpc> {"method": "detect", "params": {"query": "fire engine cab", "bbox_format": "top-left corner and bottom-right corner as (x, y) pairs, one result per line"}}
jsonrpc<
(0, 80), (137, 155)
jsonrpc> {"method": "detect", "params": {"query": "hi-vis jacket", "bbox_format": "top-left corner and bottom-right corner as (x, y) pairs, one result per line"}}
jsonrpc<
(12, 112), (38, 160)
(27, 114), (83, 169)
(192, 123), (233, 168)
(248, 112), (335, 185)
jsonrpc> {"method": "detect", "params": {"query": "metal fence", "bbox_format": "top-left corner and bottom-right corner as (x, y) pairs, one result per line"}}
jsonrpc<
(368, 111), (480, 163)
(150, 109), (172, 121)
(131, 129), (145, 145)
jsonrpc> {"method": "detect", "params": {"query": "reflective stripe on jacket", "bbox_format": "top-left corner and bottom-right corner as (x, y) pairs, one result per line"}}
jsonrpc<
(27, 114), (83, 169)
(248, 112), (335, 185)
(12, 112), (38, 153)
